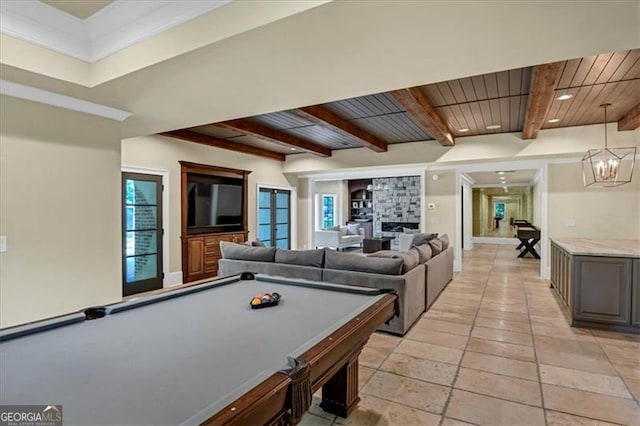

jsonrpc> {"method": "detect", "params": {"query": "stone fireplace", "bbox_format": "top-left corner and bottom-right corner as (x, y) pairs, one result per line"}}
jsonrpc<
(381, 222), (420, 233)
(372, 176), (421, 237)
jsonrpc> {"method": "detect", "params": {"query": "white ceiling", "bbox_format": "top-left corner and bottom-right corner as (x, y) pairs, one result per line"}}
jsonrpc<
(1, 0), (231, 62)
(468, 170), (538, 186)
(0, 1), (637, 140)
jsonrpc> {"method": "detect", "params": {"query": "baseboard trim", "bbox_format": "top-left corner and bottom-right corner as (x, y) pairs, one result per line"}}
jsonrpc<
(472, 237), (519, 245)
(164, 271), (183, 287)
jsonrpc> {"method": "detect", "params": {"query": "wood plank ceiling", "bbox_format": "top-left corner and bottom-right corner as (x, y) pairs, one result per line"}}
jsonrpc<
(161, 49), (640, 161)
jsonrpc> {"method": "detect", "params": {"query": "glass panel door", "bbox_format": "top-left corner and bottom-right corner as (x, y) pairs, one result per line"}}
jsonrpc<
(258, 188), (290, 249)
(275, 191), (290, 249)
(122, 172), (163, 296)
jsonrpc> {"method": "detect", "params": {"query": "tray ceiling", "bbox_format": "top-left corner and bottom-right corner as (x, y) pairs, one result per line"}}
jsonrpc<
(41, 0), (113, 19)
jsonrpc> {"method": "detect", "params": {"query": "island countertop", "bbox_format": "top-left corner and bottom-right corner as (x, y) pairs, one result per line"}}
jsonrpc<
(551, 238), (640, 258)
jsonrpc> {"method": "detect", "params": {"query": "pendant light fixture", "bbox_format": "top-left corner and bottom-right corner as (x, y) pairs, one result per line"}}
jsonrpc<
(582, 103), (636, 187)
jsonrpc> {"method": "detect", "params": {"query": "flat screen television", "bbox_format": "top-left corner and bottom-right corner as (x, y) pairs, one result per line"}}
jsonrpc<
(186, 173), (243, 233)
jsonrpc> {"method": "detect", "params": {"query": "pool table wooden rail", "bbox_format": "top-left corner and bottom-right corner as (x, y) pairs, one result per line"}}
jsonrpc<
(204, 293), (397, 425)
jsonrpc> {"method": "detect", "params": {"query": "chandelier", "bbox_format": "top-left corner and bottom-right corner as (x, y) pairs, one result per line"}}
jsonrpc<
(582, 103), (636, 187)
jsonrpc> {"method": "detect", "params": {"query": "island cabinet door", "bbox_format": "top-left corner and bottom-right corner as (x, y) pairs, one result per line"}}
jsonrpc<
(633, 259), (640, 327)
(573, 256), (632, 325)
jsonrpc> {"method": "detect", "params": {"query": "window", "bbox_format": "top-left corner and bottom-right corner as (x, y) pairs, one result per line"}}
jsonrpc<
(322, 194), (335, 228)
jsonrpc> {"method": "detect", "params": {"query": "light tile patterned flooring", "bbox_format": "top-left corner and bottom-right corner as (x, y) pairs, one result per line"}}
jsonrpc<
(301, 244), (640, 426)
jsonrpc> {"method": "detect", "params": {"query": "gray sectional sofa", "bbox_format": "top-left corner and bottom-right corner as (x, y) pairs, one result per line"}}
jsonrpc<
(217, 234), (453, 335)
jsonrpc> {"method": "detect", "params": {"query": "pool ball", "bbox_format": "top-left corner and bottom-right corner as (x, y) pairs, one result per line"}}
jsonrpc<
(272, 292), (280, 301)
(250, 297), (262, 306)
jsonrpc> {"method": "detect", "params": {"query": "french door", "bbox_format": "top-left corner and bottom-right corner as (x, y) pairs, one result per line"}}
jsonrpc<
(122, 172), (163, 296)
(258, 188), (291, 249)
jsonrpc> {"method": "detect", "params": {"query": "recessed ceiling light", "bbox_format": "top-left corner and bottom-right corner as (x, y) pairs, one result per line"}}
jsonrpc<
(486, 124), (501, 130)
(557, 94), (573, 101)
(548, 118), (560, 123)
(497, 171), (505, 175)
(289, 147), (297, 151)
(459, 128), (469, 133)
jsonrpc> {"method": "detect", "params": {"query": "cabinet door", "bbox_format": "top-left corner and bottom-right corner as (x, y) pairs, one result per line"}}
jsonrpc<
(573, 256), (631, 325)
(633, 259), (640, 328)
(231, 233), (246, 244)
(187, 237), (205, 277)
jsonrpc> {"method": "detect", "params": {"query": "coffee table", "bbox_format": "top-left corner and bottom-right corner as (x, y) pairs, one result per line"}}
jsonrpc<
(363, 236), (394, 253)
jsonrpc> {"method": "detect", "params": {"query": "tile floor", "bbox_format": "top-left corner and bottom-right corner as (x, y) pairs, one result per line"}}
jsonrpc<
(301, 244), (640, 426)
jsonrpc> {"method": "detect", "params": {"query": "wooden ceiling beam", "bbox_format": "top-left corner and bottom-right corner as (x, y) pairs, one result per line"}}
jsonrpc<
(522, 62), (564, 139)
(389, 87), (454, 146)
(618, 102), (640, 131)
(160, 129), (285, 162)
(291, 106), (387, 152)
(218, 119), (332, 157)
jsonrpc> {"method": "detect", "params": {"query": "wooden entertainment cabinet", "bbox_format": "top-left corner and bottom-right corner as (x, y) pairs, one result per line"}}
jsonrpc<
(180, 161), (250, 283)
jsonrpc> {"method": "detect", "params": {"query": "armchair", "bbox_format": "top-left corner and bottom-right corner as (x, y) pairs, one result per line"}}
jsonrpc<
(315, 225), (364, 250)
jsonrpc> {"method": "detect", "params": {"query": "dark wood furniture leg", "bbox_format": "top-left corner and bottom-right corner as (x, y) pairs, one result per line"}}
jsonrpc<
(320, 350), (361, 417)
(518, 238), (540, 259)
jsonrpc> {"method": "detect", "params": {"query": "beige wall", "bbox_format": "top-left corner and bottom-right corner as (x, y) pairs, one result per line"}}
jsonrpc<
(314, 180), (346, 229)
(425, 171), (456, 254)
(284, 125), (638, 175)
(0, 96), (122, 328)
(533, 181), (541, 228)
(295, 178), (310, 249)
(548, 162), (640, 241)
(121, 135), (297, 274)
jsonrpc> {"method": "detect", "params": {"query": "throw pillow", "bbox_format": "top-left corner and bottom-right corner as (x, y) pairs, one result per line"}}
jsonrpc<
(251, 239), (266, 247)
(325, 225), (341, 231)
(368, 250), (419, 274)
(275, 249), (325, 268)
(410, 232), (438, 247)
(346, 223), (361, 235)
(415, 244), (433, 263)
(428, 238), (443, 256)
(324, 249), (403, 275)
(439, 234), (450, 250)
(220, 241), (276, 262)
(339, 226), (348, 237)
(402, 227), (419, 234)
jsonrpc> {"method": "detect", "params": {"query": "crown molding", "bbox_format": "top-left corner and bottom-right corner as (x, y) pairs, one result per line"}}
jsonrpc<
(0, 0), (230, 63)
(1, 80), (133, 121)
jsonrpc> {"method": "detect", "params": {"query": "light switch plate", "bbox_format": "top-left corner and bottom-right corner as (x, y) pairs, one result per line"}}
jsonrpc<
(0, 236), (6, 253)
(566, 219), (576, 228)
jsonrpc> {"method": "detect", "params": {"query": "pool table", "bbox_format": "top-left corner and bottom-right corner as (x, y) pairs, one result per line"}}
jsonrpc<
(0, 274), (397, 425)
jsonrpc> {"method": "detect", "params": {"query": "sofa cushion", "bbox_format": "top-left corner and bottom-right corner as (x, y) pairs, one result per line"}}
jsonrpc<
(220, 241), (276, 262)
(368, 250), (419, 274)
(403, 227), (419, 234)
(325, 249), (403, 275)
(428, 238), (443, 256)
(346, 223), (361, 235)
(410, 233), (438, 247)
(415, 244), (433, 263)
(251, 239), (266, 247)
(439, 234), (450, 250)
(275, 249), (325, 268)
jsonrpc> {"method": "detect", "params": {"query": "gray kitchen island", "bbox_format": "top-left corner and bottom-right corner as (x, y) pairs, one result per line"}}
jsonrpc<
(550, 238), (640, 334)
